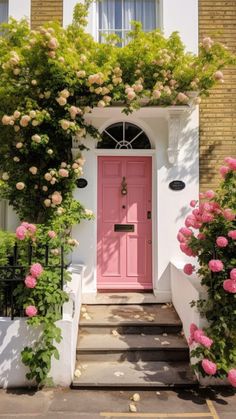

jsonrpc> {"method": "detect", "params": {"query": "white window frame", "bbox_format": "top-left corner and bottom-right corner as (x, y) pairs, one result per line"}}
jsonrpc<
(0, 0), (9, 24)
(95, 0), (162, 44)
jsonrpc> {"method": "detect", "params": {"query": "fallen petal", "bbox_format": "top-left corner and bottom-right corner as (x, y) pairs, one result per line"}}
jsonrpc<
(131, 393), (140, 402)
(129, 403), (137, 413)
(114, 371), (124, 377)
(111, 329), (119, 337)
(74, 369), (81, 378)
(161, 341), (170, 345)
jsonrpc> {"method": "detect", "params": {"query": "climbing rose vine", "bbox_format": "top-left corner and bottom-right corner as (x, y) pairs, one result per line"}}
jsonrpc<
(178, 157), (236, 386)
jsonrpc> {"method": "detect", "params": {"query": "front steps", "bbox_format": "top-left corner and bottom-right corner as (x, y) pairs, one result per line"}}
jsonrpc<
(72, 303), (197, 388)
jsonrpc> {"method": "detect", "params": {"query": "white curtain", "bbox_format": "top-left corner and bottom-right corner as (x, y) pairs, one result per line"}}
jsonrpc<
(99, 0), (157, 31)
(0, 0), (8, 24)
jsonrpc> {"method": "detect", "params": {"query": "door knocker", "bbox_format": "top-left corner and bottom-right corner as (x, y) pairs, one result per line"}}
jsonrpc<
(121, 176), (128, 196)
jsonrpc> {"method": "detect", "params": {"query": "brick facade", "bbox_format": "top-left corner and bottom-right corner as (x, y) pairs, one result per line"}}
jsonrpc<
(31, 0), (63, 29)
(199, 0), (236, 190)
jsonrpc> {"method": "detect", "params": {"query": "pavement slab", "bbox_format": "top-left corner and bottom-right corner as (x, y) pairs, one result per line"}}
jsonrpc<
(0, 388), (236, 419)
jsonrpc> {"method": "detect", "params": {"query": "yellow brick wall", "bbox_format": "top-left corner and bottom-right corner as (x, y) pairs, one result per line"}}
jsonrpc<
(199, 0), (236, 190)
(31, 0), (63, 29)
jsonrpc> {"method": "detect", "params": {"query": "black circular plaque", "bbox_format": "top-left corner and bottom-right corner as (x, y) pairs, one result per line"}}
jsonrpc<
(76, 178), (88, 188)
(169, 180), (185, 191)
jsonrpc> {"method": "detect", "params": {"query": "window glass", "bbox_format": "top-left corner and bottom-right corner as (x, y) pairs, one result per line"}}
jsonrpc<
(98, 0), (157, 44)
(0, 0), (8, 24)
(97, 122), (151, 149)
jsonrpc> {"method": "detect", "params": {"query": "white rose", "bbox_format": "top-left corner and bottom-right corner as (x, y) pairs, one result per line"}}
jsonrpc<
(29, 166), (38, 175)
(31, 80), (37, 86)
(44, 199), (51, 207)
(47, 149), (53, 155)
(2, 172), (9, 180)
(44, 173), (52, 181)
(2, 115), (11, 125)
(60, 120), (70, 130)
(32, 134), (41, 143)
(13, 110), (21, 119)
(29, 110), (36, 118)
(13, 156), (20, 162)
(16, 182), (25, 190)
(60, 89), (70, 99)
(56, 96), (67, 106)
(16, 142), (23, 149)
(32, 120), (39, 127)
(14, 126), (20, 132)
(42, 186), (48, 191)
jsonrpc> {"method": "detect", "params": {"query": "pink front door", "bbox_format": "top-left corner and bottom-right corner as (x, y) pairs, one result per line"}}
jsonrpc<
(97, 156), (152, 290)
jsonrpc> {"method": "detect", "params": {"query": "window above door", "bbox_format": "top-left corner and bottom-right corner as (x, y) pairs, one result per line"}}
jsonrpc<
(0, 0), (8, 24)
(98, 0), (160, 45)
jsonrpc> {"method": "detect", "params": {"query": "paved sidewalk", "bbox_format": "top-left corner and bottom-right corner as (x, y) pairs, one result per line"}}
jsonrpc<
(0, 387), (236, 419)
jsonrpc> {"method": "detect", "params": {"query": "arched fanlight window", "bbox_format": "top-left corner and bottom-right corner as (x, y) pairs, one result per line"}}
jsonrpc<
(97, 122), (151, 149)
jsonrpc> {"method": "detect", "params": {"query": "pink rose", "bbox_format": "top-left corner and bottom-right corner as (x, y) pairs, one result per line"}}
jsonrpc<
(25, 305), (38, 317)
(216, 236), (228, 248)
(24, 275), (37, 289)
(219, 166), (230, 178)
(197, 233), (206, 240)
(185, 215), (196, 228)
(223, 209), (235, 221)
(228, 230), (236, 240)
(214, 71), (224, 81)
(205, 190), (215, 199)
(179, 227), (193, 237)
(223, 279), (236, 293)
(27, 224), (37, 234)
(208, 259), (224, 273)
(202, 359), (217, 376)
(48, 37), (58, 50)
(190, 200), (197, 208)
(225, 157), (236, 171)
(199, 192), (205, 199)
(51, 191), (62, 205)
(58, 168), (69, 177)
(183, 264), (195, 276)
(30, 263), (43, 278)
(193, 329), (205, 343)
(198, 335), (213, 349)
(228, 369), (236, 387)
(48, 230), (57, 239)
(180, 243), (195, 257)
(16, 226), (27, 240)
(177, 232), (186, 243)
(201, 212), (214, 223)
(230, 269), (236, 281)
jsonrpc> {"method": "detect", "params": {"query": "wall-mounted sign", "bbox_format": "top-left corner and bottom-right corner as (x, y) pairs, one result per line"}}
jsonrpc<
(76, 178), (88, 188)
(169, 180), (185, 191)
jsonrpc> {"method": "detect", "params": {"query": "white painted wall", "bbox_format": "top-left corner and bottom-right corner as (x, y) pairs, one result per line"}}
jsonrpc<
(0, 265), (83, 388)
(8, 0), (30, 22)
(162, 0), (198, 53)
(72, 106), (199, 299)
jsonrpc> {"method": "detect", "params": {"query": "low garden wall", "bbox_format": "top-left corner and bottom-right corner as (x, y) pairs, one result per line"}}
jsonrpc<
(0, 264), (84, 388)
(171, 262), (228, 386)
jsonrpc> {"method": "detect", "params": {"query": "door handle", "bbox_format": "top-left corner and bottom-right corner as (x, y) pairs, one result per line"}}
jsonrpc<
(147, 211), (151, 219)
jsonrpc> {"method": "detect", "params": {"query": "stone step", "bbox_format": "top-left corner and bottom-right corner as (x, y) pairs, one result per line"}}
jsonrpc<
(76, 333), (189, 362)
(82, 292), (165, 305)
(72, 360), (197, 388)
(80, 304), (182, 333)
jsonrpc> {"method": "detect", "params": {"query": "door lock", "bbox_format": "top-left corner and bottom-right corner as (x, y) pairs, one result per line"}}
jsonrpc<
(147, 211), (151, 219)
(148, 240), (152, 244)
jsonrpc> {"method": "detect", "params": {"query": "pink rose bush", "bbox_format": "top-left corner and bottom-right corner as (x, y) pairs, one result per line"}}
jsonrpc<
(178, 158), (236, 384)
(25, 305), (38, 317)
(16, 222), (37, 241)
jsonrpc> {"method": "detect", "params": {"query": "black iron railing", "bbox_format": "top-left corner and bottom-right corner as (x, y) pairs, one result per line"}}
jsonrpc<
(0, 243), (64, 320)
